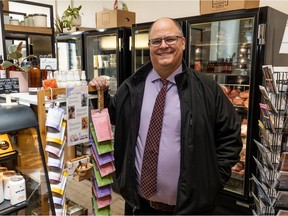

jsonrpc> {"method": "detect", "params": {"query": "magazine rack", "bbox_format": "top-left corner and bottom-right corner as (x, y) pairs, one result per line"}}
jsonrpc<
(252, 67), (288, 215)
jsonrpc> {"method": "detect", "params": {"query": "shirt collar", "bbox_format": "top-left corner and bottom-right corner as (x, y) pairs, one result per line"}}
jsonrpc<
(150, 65), (183, 84)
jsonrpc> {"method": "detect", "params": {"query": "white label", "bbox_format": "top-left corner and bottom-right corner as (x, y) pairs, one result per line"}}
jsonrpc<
(40, 58), (57, 70)
(0, 70), (6, 78)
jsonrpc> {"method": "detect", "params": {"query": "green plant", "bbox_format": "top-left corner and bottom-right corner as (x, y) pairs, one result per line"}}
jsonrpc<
(62, 5), (82, 31)
(54, 14), (64, 34)
(1, 42), (36, 72)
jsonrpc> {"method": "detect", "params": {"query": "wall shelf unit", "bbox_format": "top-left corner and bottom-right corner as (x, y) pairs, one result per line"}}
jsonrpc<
(0, 0), (55, 59)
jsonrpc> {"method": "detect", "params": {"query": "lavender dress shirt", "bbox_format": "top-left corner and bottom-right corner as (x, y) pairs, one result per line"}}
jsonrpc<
(135, 66), (182, 205)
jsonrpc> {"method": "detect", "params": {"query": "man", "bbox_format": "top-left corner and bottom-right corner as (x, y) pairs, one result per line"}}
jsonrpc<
(89, 17), (242, 215)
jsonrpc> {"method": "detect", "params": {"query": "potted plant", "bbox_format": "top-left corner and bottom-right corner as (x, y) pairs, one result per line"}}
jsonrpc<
(1, 42), (36, 72)
(54, 14), (64, 34)
(62, 5), (82, 32)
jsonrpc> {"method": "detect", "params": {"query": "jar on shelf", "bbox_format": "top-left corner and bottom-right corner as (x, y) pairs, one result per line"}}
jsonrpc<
(9, 175), (26, 205)
(33, 14), (47, 27)
(27, 14), (34, 27)
(3, 170), (16, 200)
(9, 18), (19, 26)
(24, 15), (29, 26)
(0, 166), (8, 203)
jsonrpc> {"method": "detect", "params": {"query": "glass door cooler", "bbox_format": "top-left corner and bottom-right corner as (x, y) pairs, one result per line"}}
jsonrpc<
(131, 22), (151, 73)
(56, 31), (85, 72)
(83, 27), (131, 95)
(185, 7), (288, 214)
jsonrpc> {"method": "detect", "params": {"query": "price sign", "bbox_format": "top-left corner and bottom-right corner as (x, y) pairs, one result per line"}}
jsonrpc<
(40, 58), (57, 70)
(0, 78), (20, 94)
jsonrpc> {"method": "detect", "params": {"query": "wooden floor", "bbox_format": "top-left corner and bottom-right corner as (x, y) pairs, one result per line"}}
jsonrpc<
(17, 129), (125, 215)
(66, 179), (125, 215)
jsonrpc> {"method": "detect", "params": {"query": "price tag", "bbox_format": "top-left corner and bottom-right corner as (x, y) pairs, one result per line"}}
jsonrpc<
(0, 78), (19, 94)
(40, 58), (57, 70)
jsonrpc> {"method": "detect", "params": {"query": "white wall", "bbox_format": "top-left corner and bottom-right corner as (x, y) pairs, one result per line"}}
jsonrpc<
(8, 0), (288, 27)
(62, 0), (288, 28)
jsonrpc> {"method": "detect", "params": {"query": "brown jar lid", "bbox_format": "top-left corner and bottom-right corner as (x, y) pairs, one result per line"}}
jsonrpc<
(3, 170), (16, 177)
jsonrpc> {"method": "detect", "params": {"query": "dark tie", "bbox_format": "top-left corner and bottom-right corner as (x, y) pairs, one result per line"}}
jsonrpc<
(140, 79), (168, 199)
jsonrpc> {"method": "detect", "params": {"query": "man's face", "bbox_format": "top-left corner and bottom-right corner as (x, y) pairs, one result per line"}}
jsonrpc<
(149, 18), (186, 75)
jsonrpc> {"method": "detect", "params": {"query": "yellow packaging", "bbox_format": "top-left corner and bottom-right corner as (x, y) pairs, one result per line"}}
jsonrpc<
(0, 134), (16, 157)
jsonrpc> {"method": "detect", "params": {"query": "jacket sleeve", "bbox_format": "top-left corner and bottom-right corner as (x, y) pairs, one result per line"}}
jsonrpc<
(214, 84), (243, 185)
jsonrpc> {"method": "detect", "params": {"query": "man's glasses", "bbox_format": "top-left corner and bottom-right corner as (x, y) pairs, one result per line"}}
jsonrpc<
(149, 36), (183, 47)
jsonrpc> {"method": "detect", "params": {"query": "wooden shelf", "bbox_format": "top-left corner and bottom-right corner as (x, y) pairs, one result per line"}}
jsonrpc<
(4, 24), (53, 35)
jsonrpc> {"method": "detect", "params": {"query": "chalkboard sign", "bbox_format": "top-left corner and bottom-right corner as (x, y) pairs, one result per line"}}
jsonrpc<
(0, 78), (20, 94)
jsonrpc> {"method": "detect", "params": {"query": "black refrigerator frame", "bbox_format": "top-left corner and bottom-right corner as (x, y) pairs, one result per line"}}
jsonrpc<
(183, 6), (288, 214)
(83, 27), (131, 86)
(55, 31), (86, 72)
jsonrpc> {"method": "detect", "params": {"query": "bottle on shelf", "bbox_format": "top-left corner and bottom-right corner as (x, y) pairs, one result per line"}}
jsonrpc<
(74, 70), (81, 86)
(227, 58), (233, 74)
(28, 58), (42, 95)
(81, 71), (87, 86)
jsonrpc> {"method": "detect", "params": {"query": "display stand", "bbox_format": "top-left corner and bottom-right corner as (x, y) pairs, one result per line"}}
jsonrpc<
(36, 86), (97, 156)
(37, 86), (98, 214)
(0, 104), (55, 215)
(252, 66), (288, 215)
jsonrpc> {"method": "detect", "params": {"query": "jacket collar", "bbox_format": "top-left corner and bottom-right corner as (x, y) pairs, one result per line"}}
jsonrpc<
(129, 60), (189, 87)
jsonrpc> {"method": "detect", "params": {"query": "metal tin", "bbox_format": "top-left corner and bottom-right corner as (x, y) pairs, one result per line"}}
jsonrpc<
(0, 167), (8, 203)
(0, 167), (8, 175)
(24, 16), (29, 26)
(3, 170), (16, 200)
(9, 175), (26, 205)
(9, 18), (19, 26)
(27, 14), (34, 27)
(33, 13), (47, 27)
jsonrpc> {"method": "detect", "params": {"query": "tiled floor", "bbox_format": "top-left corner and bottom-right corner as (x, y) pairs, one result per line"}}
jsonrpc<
(66, 179), (125, 215)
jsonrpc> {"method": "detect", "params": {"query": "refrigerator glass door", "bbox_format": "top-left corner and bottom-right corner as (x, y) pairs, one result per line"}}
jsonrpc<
(133, 29), (150, 72)
(56, 35), (82, 71)
(85, 33), (118, 95)
(188, 17), (255, 196)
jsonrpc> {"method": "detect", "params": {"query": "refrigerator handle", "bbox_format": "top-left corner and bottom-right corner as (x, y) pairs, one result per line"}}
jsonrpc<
(119, 38), (122, 52)
(129, 36), (132, 51)
(258, 24), (266, 45)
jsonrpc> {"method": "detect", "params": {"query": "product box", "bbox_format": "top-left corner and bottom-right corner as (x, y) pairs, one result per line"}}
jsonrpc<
(9, 71), (28, 93)
(2, 0), (9, 12)
(96, 9), (135, 29)
(200, 0), (259, 14)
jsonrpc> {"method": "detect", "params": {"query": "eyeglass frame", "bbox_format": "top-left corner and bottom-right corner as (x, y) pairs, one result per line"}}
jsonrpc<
(148, 35), (184, 47)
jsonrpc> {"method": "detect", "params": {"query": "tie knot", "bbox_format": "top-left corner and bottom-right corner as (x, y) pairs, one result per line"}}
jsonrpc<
(161, 79), (167, 87)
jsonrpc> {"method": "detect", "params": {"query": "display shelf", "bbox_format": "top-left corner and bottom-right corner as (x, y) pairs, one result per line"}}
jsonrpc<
(252, 68), (288, 215)
(0, 200), (28, 215)
(0, 0), (55, 59)
(0, 105), (56, 215)
(0, 151), (18, 163)
(4, 24), (53, 35)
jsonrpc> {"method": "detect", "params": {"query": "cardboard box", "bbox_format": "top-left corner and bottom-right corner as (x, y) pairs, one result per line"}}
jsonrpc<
(200, 0), (259, 14)
(96, 9), (135, 29)
(2, 0), (9, 12)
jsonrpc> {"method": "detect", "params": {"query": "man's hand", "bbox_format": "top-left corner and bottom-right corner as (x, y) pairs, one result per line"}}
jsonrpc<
(89, 76), (110, 91)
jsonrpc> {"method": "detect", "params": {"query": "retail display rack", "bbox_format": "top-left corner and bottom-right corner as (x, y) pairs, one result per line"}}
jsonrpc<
(0, 0), (55, 59)
(252, 66), (288, 215)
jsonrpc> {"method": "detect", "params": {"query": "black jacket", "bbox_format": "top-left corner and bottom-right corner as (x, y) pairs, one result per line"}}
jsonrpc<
(103, 61), (242, 214)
